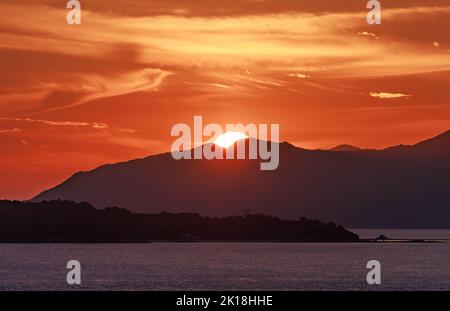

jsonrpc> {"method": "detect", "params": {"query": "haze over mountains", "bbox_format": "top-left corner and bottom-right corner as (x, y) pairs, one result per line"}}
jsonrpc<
(32, 131), (450, 228)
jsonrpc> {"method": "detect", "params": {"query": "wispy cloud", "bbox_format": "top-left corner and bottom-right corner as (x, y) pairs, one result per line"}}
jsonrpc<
(358, 31), (380, 40)
(287, 73), (309, 79)
(0, 118), (109, 129)
(0, 128), (22, 134)
(369, 92), (411, 99)
(1, 4), (450, 77)
(0, 117), (159, 150)
(210, 83), (232, 89)
(31, 68), (171, 114)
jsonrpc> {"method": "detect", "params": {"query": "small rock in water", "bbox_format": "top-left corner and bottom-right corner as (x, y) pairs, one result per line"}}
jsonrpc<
(375, 235), (389, 241)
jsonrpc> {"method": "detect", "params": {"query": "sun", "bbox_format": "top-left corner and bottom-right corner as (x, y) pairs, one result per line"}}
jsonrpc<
(214, 132), (248, 148)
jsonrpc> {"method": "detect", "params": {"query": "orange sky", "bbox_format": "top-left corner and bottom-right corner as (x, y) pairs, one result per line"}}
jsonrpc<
(0, 0), (449, 200)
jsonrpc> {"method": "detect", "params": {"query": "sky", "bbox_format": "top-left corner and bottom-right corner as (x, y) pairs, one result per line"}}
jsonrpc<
(0, 0), (449, 199)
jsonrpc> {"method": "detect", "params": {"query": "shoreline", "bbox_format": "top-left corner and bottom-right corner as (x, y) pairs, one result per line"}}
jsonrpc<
(0, 239), (447, 244)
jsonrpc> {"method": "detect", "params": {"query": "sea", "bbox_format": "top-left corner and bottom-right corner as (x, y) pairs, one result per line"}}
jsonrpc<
(0, 229), (448, 291)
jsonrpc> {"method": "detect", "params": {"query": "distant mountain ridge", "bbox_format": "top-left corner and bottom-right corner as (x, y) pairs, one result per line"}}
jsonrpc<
(330, 144), (361, 152)
(32, 131), (450, 228)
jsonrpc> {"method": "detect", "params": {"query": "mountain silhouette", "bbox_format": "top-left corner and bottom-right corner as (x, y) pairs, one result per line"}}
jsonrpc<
(32, 131), (450, 228)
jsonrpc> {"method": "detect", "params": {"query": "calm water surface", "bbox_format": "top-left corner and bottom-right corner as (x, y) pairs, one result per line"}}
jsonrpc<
(0, 229), (448, 291)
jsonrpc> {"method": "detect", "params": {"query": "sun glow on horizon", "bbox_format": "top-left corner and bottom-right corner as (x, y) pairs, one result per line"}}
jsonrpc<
(214, 132), (248, 148)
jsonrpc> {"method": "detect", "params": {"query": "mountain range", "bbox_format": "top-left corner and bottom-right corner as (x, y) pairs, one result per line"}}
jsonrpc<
(32, 130), (450, 228)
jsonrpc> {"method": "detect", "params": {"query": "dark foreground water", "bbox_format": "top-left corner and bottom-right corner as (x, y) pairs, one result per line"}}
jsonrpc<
(0, 229), (449, 291)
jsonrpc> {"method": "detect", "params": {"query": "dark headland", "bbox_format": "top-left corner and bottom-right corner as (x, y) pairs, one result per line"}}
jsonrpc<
(0, 200), (444, 243)
(0, 200), (360, 243)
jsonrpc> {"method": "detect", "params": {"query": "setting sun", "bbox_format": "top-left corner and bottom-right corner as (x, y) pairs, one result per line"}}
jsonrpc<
(214, 132), (248, 148)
